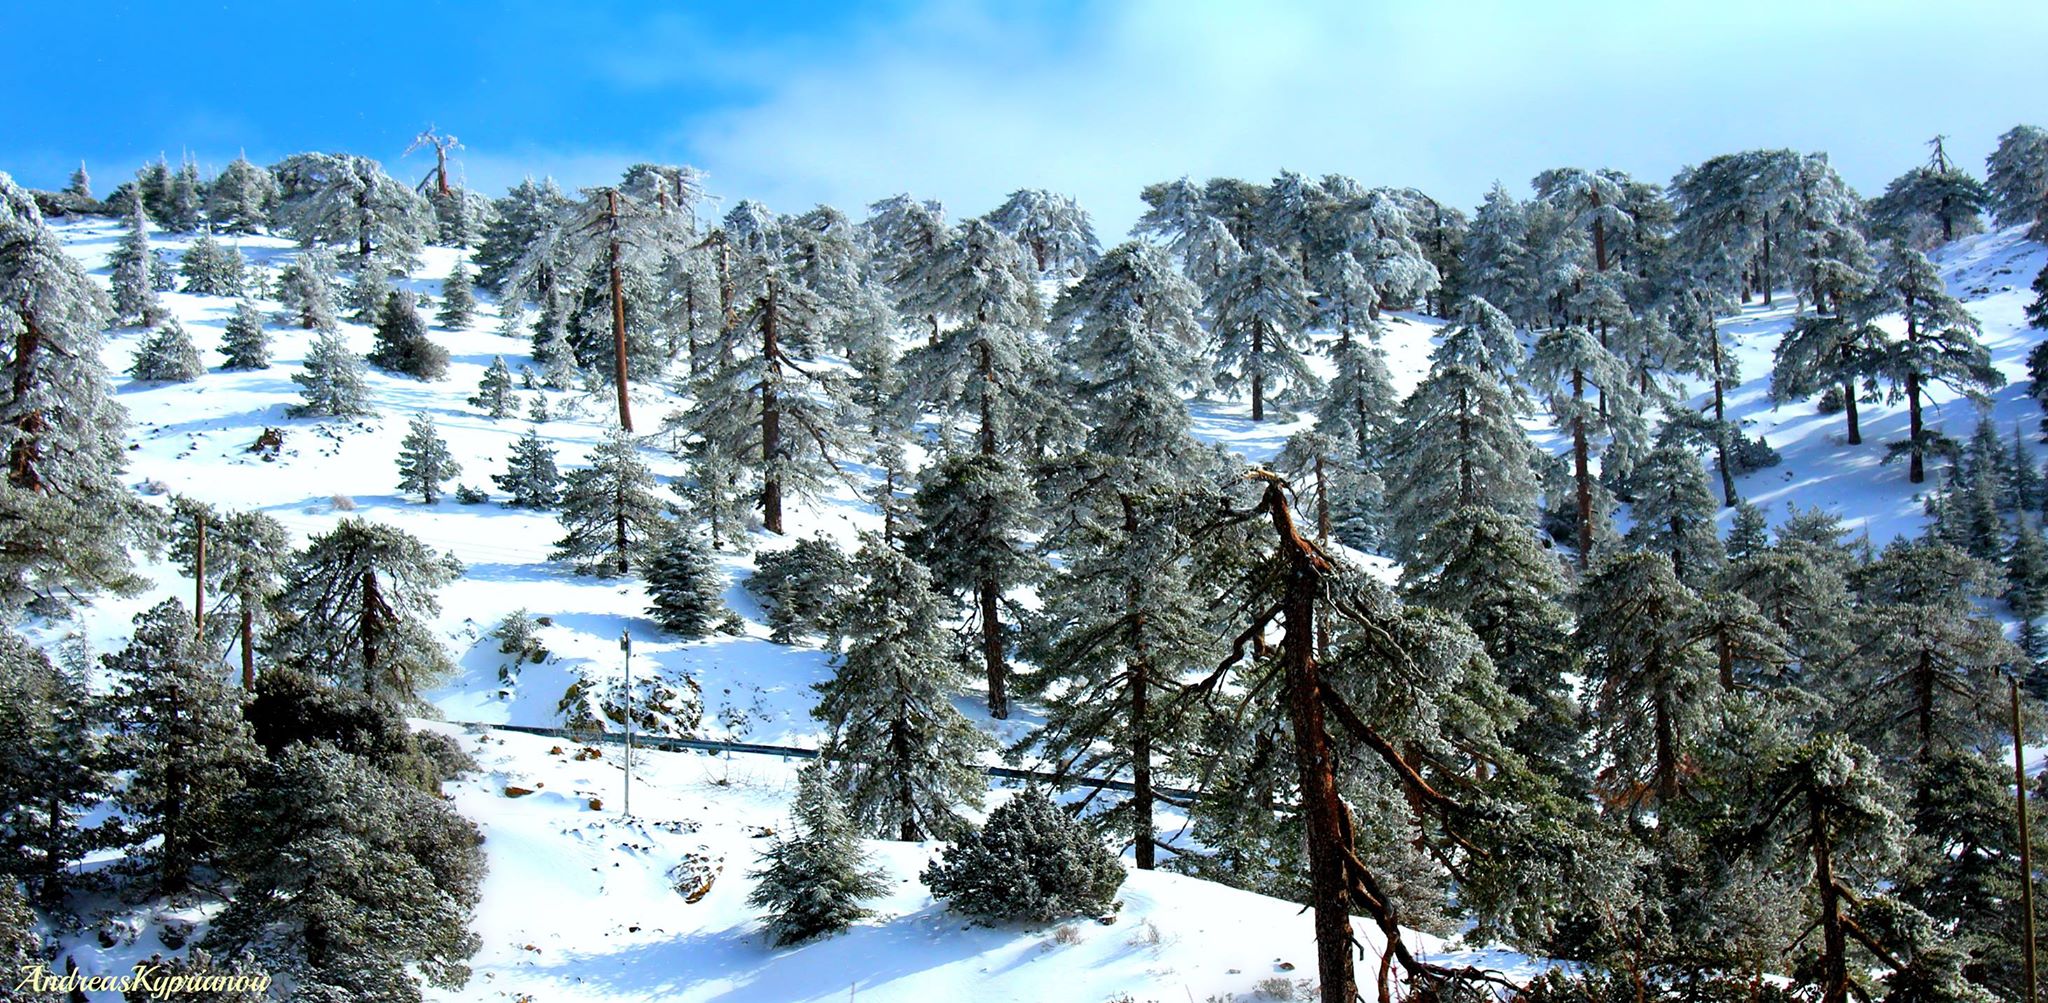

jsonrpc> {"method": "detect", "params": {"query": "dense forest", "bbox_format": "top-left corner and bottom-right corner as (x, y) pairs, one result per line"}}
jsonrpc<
(5, 123), (2048, 1002)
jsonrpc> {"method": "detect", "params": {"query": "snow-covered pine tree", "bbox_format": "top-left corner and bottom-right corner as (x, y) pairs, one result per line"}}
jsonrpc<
(274, 246), (339, 331)
(908, 451), (1044, 720)
(1624, 443), (1727, 583)
(266, 518), (461, 698)
(493, 428), (560, 509)
(985, 188), (1100, 278)
(1431, 295), (1524, 388)
(476, 176), (574, 294)
(0, 175), (153, 609)
(209, 743), (482, 1000)
(102, 598), (263, 892)
(553, 430), (669, 575)
(1725, 499), (1770, 560)
(370, 290), (450, 380)
(922, 787), (1124, 924)
(110, 196), (162, 325)
(747, 765), (886, 945)
(1870, 137), (1990, 247)
(179, 231), (245, 296)
(863, 193), (951, 344)
(747, 536), (853, 643)
(1385, 361), (1538, 562)
(437, 258), (476, 329)
(1208, 244), (1314, 422)
(1869, 247), (2001, 483)
(1460, 183), (1539, 326)
(64, 162), (89, 199)
(171, 504), (289, 687)
(270, 152), (434, 267)
(896, 217), (1066, 456)
(1844, 539), (2017, 791)
(217, 300), (270, 370)
(0, 631), (113, 905)
(348, 256), (392, 322)
(1987, 124), (2048, 232)
(162, 156), (203, 232)
(2006, 518), (2048, 665)
(468, 355), (515, 418)
(814, 537), (989, 840)
(1576, 551), (1719, 806)
(287, 330), (373, 418)
(1528, 324), (1631, 566)
(682, 240), (854, 535)
(128, 317), (206, 383)
(137, 156), (173, 223)
(396, 412), (461, 504)
(643, 525), (729, 638)
(206, 155), (275, 234)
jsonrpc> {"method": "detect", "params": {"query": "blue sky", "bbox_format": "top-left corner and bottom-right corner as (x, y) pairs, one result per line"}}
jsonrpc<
(6, 1), (2046, 236)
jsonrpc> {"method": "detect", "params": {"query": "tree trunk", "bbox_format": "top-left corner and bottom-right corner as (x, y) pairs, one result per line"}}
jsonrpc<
(360, 568), (379, 696)
(1653, 677), (1678, 803)
(1457, 384), (1474, 506)
(607, 192), (633, 433)
(1124, 495), (1155, 871)
(1573, 368), (1593, 568)
(2014, 677), (2040, 1003)
(1251, 320), (1266, 422)
(9, 309), (43, 491)
(761, 278), (784, 534)
(192, 513), (207, 640)
(614, 488), (630, 576)
(1711, 329), (1737, 506)
(980, 578), (1007, 720)
(1916, 648), (1936, 769)
(435, 146), (450, 198)
(1814, 794), (1848, 1003)
(1259, 480), (1358, 1003)
(1842, 375), (1862, 445)
(1907, 371), (1925, 484)
(240, 604), (256, 689)
(1760, 216), (1774, 307)
(893, 714), (919, 842)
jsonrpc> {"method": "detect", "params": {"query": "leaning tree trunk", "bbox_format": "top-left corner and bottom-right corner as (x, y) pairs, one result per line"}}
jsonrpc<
(1907, 370), (1926, 484)
(892, 713), (919, 842)
(1710, 329), (1738, 506)
(980, 579), (1007, 720)
(1814, 794), (1849, 1003)
(240, 602), (257, 689)
(10, 307), (44, 490)
(1123, 494), (1155, 871)
(1251, 320), (1267, 423)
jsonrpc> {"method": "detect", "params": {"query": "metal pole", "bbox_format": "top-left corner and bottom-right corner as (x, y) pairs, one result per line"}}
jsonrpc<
(2015, 675), (2038, 1003)
(621, 630), (633, 819)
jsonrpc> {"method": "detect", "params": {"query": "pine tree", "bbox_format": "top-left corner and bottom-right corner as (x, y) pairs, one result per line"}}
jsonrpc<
(493, 428), (560, 509)
(370, 290), (449, 380)
(1727, 499), (1770, 560)
(553, 430), (669, 575)
(270, 152), (433, 266)
(437, 258), (476, 329)
(0, 631), (113, 905)
(179, 231), (244, 296)
(922, 787), (1125, 924)
(1577, 551), (1719, 806)
(468, 356), (515, 418)
(274, 246), (339, 331)
(1461, 184), (1538, 326)
(1386, 361), (1538, 562)
(477, 177), (574, 294)
(287, 330), (373, 418)
(163, 156), (203, 232)
(814, 538), (989, 840)
(1987, 124), (2048, 232)
(747, 766), (885, 946)
(209, 743), (482, 1000)
(1624, 443), (1727, 583)
(137, 155), (173, 223)
(110, 197), (162, 325)
(2007, 518), (2048, 664)
(64, 161), (89, 199)
(984, 188), (1100, 278)
(747, 536), (854, 643)
(102, 598), (263, 893)
(128, 318), (206, 383)
(864, 193), (952, 344)
(0, 173), (152, 608)
(1208, 245), (1314, 422)
(267, 518), (462, 698)
(908, 452), (1044, 720)
(1872, 247), (2002, 483)
(215, 300), (270, 370)
(2008, 425), (2044, 512)
(167, 503), (289, 688)
(396, 412), (461, 504)
(1846, 539), (2019, 788)
(1529, 324), (1632, 567)
(1871, 137), (1990, 247)
(644, 526), (729, 638)
(205, 155), (275, 234)
(898, 217), (1067, 456)
(348, 257), (392, 322)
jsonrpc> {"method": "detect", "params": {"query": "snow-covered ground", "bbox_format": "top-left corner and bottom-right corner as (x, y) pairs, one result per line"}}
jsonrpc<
(35, 216), (2047, 1001)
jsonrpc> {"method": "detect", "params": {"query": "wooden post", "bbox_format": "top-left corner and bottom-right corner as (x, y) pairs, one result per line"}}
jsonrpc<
(2016, 675), (2039, 1003)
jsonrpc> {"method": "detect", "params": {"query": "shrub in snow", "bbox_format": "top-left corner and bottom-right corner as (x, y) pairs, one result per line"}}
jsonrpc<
(437, 259), (476, 328)
(128, 319), (206, 382)
(454, 483), (489, 505)
(218, 300), (270, 370)
(494, 429), (561, 509)
(922, 787), (1124, 925)
(370, 290), (449, 380)
(746, 535), (853, 644)
(747, 766), (887, 945)
(288, 332), (373, 418)
(179, 231), (244, 297)
(644, 527), (729, 639)
(469, 355), (515, 418)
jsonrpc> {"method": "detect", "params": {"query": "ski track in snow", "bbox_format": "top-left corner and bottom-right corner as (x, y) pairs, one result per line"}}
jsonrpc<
(34, 216), (2048, 1001)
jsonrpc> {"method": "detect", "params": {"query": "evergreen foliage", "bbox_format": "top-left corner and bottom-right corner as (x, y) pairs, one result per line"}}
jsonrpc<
(370, 290), (450, 380)
(437, 258), (476, 329)
(747, 536), (853, 643)
(395, 412), (461, 503)
(179, 231), (244, 296)
(644, 526), (730, 638)
(217, 300), (270, 369)
(553, 431), (669, 575)
(468, 355), (515, 418)
(288, 330), (373, 418)
(267, 518), (462, 699)
(922, 787), (1124, 924)
(493, 428), (560, 508)
(746, 766), (887, 945)
(128, 317), (206, 382)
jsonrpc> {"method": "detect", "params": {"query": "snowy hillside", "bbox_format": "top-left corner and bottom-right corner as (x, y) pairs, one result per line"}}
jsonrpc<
(22, 199), (2048, 1003)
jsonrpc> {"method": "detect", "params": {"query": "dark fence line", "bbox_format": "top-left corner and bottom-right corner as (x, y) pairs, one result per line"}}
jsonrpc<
(452, 720), (1204, 800)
